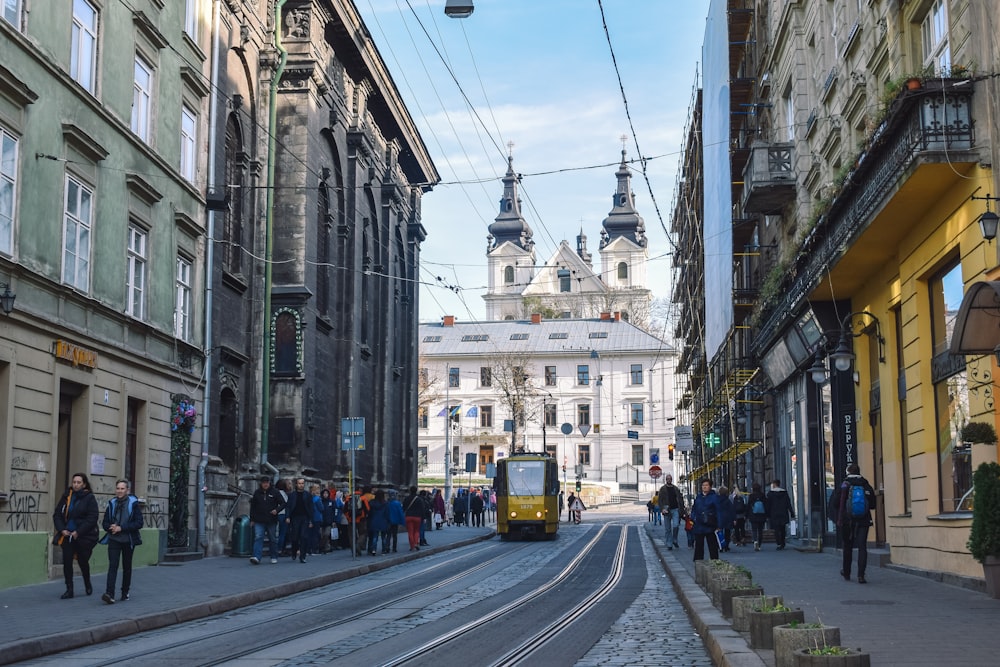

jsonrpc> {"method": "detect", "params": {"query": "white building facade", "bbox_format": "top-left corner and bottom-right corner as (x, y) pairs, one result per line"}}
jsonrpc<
(418, 315), (677, 499)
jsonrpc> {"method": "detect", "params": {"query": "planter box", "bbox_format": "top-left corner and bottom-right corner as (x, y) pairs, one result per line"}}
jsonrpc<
(694, 559), (711, 587)
(749, 609), (805, 649)
(720, 585), (763, 618)
(984, 556), (1000, 599)
(733, 594), (781, 632)
(774, 624), (841, 667)
(710, 573), (751, 607)
(792, 647), (871, 666)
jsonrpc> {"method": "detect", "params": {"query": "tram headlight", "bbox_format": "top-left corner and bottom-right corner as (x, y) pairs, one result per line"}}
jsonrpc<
(509, 511), (517, 518)
(535, 511), (543, 518)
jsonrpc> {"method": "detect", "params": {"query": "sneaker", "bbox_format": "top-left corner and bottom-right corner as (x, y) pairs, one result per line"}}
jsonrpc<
(102, 593), (115, 605)
(249, 556), (260, 565)
(672, 542), (680, 549)
(120, 593), (129, 602)
(270, 558), (278, 564)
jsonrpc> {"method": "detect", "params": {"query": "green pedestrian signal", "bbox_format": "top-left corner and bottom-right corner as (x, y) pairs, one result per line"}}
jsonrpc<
(575, 480), (582, 492)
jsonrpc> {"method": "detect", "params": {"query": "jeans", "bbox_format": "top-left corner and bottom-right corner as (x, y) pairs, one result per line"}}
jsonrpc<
(842, 521), (870, 577)
(750, 520), (765, 545)
(662, 508), (680, 546)
(106, 540), (134, 596)
(652, 508), (662, 525)
(252, 521), (279, 560)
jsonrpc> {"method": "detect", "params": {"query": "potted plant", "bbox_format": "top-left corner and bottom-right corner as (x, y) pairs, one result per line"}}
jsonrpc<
(961, 421), (997, 446)
(773, 621), (841, 667)
(793, 646), (871, 666)
(733, 594), (781, 633)
(718, 566), (762, 618)
(967, 461), (1000, 597)
(749, 601), (805, 649)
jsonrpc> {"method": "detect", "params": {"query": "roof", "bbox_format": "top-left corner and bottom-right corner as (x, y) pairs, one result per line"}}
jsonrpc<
(418, 318), (674, 357)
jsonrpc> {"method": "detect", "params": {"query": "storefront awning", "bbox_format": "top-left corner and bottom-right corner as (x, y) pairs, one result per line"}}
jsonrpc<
(951, 281), (1000, 357)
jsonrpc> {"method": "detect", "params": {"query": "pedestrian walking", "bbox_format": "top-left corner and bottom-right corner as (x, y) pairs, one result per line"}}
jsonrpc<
(52, 472), (99, 599)
(835, 463), (876, 583)
(248, 475), (285, 564)
(732, 487), (748, 546)
(432, 488), (446, 529)
(566, 492), (576, 523)
(419, 489), (432, 545)
(558, 490), (565, 522)
(766, 479), (795, 550)
(367, 489), (390, 555)
(276, 478), (291, 555)
(747, 482), (767, 550)
(387, 489), (404, 553)
(470, 490), (485, 527)
(717, 486), (734, 552)
(318, 488), (336, 553)
(100, 479), (144, 603)
(402, 486), (424, 551)
(691, 478), (723, 561)
(657, 474), (686, 550)
(284, 478), (313, 562)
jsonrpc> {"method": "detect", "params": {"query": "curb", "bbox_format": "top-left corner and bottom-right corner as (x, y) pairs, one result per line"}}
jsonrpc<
(0, 531), (494, 666)
(646, 525), (766, 667)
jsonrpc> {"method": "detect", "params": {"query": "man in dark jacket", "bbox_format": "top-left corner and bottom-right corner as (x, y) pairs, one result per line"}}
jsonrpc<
(100, 479), (144, 603)
(249, 475), (285, 564)
(658, 474), (686, 550)
(284, 478), (312, 563)
(838, 463), (877, 583)
(53, 473), (100, 599)
(766, 479), (795, 550)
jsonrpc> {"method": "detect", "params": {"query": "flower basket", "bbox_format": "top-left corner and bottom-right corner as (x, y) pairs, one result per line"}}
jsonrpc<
(774, 624), (841, 667)
(792, 646), (870, 666)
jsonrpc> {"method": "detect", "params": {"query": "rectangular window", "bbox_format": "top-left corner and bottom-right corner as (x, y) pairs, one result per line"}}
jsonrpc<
(449, 367), (460, 388)
(545, 444), (557, 459)
(578, 444), (591, 466)
(631, 444), (644, 466)
(71, 0), (98, 93)
(480, 366), (492, 387)
(545, 366), (556, 386)
(180, 105), (197, 182)
(126, 225), (147, 319)
(577, 403), (590, 426)
(132, 55), (153, 142)
(175, 256), (192, 341)
(577, 365), (589, 385)
(513, 366), (525, 387)
(630, 363), (643, 385)
(184, 0), (197, 37)
(3, 0), (20, 28)
(931, 261), (969, 512)
(544, 403), (557, 428)
(922, 0), (950, 72)
(480, 405), (493, 428)
(558, 268), (571, 292)
(417, 406), (428, 429)
(63, 175), (93, 292)
(0, 127), (17, 256)
(631, 402), (644, 426)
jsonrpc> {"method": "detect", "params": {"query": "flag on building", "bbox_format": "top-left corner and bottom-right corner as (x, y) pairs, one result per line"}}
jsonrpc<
(450, 405), (462, 416)
(436, 407), (447, 417)
(466, 406), (478, 418)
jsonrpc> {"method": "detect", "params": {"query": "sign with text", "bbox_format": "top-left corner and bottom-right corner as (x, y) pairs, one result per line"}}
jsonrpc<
(675, 425), (694, 452)
(340, 417), (365, 451)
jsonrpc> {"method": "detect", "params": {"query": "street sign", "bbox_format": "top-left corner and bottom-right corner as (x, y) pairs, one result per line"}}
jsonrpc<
(560, 422), (573, 435)
(649, 465), (663, 480)
(650, 448), (660, 464)
(675, 425), (694, 452)
(579, 424), (591, 437)
(627, 430), (638, 439)
(340, 417), (365, 451)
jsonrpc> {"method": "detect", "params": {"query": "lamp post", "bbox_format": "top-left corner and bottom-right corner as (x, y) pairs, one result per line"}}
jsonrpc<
(0, 282), (16, 315)
(444, 364), (452, 506)
(971, 192), (1000, 243)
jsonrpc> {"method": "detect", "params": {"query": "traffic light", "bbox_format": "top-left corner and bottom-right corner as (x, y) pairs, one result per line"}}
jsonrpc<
(668, 443), (675, 461)
(575, 480), (582, 492)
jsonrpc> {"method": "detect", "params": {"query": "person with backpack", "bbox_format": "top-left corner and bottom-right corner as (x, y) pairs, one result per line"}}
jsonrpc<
(691, 478), (723, 561)
(838, 463), (876, 583)
(766, 479), (795, 550)
(731, 488), (748, 547)
(747, 482), (768, 551)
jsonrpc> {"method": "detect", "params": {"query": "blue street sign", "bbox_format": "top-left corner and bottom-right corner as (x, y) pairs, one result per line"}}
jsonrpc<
(628, 430), (639, 439)
(340, 417), (365, 451)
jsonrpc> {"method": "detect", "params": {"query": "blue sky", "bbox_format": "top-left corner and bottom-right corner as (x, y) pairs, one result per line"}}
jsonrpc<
(355, 0), (710, 323)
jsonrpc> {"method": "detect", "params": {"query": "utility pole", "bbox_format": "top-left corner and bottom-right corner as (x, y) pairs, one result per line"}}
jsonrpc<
(445, 364), (452, 505)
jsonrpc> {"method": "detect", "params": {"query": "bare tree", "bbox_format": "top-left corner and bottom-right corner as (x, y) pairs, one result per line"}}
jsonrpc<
(488, 349), (541, 455)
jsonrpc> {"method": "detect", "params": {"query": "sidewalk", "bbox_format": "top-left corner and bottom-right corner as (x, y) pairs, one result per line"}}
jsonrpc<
(0, 525), (495, 666)
(646, 524), (1000, 666)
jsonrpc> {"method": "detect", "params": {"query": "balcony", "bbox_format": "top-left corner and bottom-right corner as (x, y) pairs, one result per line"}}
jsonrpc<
(743, 142), (796, 213)
(754, 79), (976, 353)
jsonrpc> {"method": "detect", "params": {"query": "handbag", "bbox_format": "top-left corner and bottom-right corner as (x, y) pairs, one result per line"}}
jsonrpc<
(330, 525), (339, 541)
(433, 512), (442, 524)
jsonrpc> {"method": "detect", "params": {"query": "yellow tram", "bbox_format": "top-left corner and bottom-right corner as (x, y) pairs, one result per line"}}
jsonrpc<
(495, 452), (560, 540)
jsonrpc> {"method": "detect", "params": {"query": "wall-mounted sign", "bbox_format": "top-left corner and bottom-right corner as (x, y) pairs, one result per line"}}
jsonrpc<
(53, 339), (98, 369)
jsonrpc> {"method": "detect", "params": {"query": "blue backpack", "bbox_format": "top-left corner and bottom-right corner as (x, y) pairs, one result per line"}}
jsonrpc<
(848, 483), (868, 520)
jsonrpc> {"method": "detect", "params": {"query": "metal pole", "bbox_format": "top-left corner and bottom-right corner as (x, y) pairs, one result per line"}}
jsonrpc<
(445, 364), (452, 506)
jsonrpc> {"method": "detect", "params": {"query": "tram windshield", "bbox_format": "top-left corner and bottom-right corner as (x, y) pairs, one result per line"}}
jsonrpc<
(507, 461), (546, 496)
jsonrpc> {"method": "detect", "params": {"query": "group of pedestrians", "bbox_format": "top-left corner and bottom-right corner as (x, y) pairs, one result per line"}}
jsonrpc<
(53, 473), (144, 604)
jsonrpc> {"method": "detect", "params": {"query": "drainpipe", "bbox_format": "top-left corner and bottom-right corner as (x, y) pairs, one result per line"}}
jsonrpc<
(260, 1), (288, 475)
(198, 0), (223, 554)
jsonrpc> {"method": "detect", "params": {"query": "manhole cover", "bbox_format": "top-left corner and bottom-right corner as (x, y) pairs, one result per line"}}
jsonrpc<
(841, 599), (895, 605)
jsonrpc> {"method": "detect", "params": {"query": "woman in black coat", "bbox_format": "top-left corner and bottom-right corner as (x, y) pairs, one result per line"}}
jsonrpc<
(52, 473), (100, 598)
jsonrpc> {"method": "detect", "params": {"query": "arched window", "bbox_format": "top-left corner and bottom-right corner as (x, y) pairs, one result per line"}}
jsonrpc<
(504, 265), (515, 284)
(222, 114), (244, 274)
(617, 262), (628, 280)
(274, 310), (299, 376)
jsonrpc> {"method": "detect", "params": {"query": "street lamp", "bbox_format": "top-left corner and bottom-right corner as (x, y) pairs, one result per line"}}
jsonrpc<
(444, 0), (474, 18)
(0, 282), (15, 315)
(829, 311), (885, 373)
(971, 192), (1000, 242)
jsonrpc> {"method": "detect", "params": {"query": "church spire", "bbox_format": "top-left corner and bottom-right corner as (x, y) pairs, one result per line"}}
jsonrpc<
(576, 225), (592, 266)
(487, 152), (534, 252)
(600, 148), (647, 249)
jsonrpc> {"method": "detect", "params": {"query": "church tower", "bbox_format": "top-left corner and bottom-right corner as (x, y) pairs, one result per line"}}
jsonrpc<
(598, 149), (651, 323)
(484, 155), (536, 320)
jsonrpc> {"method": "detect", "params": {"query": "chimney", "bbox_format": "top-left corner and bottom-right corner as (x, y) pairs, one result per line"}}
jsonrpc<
(530, 313), (542, 324)
(600, 312), (611, 320)
(613, 311), (621, 322)
(442, 315), (455, 327)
